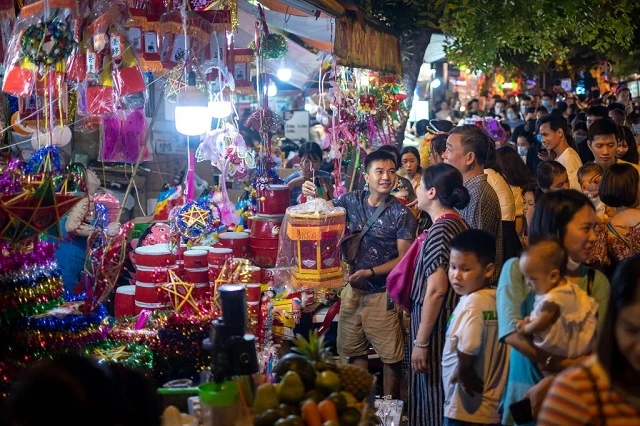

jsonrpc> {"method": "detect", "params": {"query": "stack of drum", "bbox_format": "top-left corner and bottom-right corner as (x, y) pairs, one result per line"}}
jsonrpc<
(249, 184), (290, 268)
(183, 249), (209, 300)
(133, 245), (177, 313)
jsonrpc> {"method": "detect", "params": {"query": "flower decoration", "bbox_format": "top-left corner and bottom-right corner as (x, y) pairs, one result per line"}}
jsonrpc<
(359, 94), (377, 113)
(21, 19), (75, 67)
(248, 33), (288, 60)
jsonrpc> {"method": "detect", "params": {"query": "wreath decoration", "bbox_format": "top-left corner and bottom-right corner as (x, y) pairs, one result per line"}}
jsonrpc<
(21, 19), (75, 67)
(248, 33), (288, 60)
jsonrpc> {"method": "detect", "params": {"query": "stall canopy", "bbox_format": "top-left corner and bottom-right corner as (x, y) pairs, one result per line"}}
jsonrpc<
(239, 0), (402, 74)
(236, 2), (321, 90)
(424, 33), (448, 64)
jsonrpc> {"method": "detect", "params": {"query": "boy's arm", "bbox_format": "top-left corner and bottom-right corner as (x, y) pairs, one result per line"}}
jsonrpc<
(453, 350), (484, 396)
(522, 301), (559, 334)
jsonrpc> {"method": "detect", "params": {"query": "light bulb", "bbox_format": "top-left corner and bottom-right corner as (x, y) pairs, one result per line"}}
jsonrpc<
(267, 82), (277, 97)
(431, 78), (442, 89)
(209, 100), (232, 118)
(277, 66), (291, 82)
(175, 71), (210, 136)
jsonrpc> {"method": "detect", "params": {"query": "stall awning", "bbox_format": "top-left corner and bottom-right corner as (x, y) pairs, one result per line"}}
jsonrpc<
(243, 0), (402, 74)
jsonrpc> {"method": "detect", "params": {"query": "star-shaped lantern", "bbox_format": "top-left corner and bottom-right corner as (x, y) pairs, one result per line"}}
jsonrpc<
(162, 269), (201, 314)
(0, 177), (82, 242)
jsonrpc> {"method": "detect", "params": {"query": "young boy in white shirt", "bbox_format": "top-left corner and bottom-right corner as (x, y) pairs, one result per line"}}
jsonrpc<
(442, 229), (509, 426)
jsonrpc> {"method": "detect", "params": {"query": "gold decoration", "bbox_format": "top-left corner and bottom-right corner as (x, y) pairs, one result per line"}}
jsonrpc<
(162, 269), (201, 314)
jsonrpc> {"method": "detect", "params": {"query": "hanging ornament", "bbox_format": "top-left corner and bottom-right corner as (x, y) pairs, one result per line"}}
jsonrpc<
(21, 19), (75, 68)
(248, 33), (287, 60)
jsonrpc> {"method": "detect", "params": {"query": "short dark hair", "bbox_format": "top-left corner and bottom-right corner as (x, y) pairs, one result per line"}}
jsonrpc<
(599, 163), (639, 208)
(608, 102), (626, 112)
(536, 160), (567, 191)
(449, 229), (496, 267)
(520, 95), (532, 102)
(377, 145), (401, 167)
(577, 163), (603, 186)
(522, 239), (567, 276)
(542, 93), (553, 100)
(598, 255), (640, 387)
(522, 182), (543, 202)
(507, 104), (520, 113)
(298, 141), (323, 160)
(573, 120), (588, 133)
(364, 150), (396, 172)
(536, 106), (548, 114)
(415, 119), (429, 137)
(449, 125), (494, 166)
(586, 105), (609, 119)
(588, 118), (617, 141)
(528, 190), (595, 245)
(422, 163), (470, 210)
(538, 114), (569, 138)
(556, 101), (569, 113)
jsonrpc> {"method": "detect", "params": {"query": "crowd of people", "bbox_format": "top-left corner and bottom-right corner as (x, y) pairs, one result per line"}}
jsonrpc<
(294, 88), (640, 425)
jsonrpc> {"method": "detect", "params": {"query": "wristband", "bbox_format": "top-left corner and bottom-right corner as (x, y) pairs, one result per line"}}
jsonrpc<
(413, 340), (429, 348)
(370, 268), (376, 277)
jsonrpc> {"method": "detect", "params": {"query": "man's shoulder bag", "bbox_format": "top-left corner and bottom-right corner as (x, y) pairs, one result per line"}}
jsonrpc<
(339, 196), (393, 264)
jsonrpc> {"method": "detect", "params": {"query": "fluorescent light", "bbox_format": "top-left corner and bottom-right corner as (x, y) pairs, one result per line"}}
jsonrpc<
(175, 71), (210, 136)
(268, 82), (278, 97)
(209, 100), (232, 118)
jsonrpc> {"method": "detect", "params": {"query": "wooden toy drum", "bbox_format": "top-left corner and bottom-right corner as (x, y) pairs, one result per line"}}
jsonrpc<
(218, 232), (249, 258)
(258, 185), (290, 215)
(184, 249), (208, 269)
(135, 244), (176, 268)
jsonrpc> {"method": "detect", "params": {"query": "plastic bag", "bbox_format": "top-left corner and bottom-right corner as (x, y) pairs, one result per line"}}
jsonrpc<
(79, 1), (146, 116)
(274, 198), (347, 292)
(2, 0), (77, 97)
(158, 9), (212, 71)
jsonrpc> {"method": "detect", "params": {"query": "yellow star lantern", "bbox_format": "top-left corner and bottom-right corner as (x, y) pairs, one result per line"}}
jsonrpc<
(162, 269), (201, 314)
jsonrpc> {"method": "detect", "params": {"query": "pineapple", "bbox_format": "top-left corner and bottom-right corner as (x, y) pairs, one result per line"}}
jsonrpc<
(291, 330), (374, 401)
(291, 330), (333, 371)
(336, 362), (374, 401)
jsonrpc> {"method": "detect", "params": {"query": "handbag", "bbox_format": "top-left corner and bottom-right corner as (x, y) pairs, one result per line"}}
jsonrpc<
(339, 196), (393, 265)
(387, 213), (466, 312)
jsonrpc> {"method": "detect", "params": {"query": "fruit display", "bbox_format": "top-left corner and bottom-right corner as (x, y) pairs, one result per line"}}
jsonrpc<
(253, 331), (377, 426)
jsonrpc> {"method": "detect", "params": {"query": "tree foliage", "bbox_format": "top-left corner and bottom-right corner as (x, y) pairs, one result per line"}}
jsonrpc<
(439, 0), (639, 72)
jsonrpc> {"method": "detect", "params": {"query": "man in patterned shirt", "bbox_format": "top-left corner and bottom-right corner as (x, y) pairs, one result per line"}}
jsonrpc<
(443, 125), (503, 281)
(302, 150), (417, 399)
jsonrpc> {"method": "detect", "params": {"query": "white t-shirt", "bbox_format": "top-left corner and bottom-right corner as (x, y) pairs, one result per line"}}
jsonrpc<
(556, 148), (583, 191)
(441, 288), (509, 424)
(484, 169), (516, 221)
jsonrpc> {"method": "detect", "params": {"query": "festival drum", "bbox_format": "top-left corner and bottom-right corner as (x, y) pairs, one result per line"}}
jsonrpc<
(184, 249), (208, 269)
(249, 215), (283, 268)
(257, 185), (290, 215)
(217, 232), (250, 258)
(245, 283), (261, 303)
(135, 281), (166, 304)
(186, 268), (209, 283)
(135, 244), (177, 269)
(193, 282), (210, 300)
(135, 267), (172, 283)
(114, 285), (135, 317)
(134, 301), (169, 314)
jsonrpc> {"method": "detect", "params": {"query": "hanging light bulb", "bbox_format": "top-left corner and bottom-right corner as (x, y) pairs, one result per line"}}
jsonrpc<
(175, 71), (210, 136)
(209, 99), (232, 119)
(277, 59), (292, 82)
(267, 81), (278, 97)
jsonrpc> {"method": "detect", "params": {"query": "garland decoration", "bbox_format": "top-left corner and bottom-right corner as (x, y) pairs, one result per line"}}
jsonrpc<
(248, 33), (288, 60)
(21, 19), (75, 67)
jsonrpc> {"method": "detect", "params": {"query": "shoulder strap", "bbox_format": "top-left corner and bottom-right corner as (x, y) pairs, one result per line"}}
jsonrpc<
(586, 267), (595, 296)
(577, 364), (604, 425)
(360, 195), (393, 238)
(607, 222), (632, 249)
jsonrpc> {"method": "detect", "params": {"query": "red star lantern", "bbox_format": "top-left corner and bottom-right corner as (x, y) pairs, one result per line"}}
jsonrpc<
(1, 178), (82, 242)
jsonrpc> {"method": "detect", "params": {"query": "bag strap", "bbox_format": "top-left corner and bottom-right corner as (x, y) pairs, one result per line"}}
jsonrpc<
(577, 364), (605, 425)
(606, 222), (632, 249)
(360, 195), (393, 238)
(586, 267), (595, 296)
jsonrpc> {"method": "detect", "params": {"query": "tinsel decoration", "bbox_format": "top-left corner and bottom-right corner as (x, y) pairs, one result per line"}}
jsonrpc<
(248, 33), (288, 60)
(90, 341), (154, 371)
(153, 312), (214, 382)
(21, 19), (75, 67)
(24, 146), (62, 174)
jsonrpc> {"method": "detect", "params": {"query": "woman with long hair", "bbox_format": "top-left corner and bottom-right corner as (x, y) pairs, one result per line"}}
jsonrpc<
(495, 147), (536, 238)
(538, 255), (640, 424)
(409, 163), (469, 426)
(400, 146), (423, 192)
(497, 190), (610, 425)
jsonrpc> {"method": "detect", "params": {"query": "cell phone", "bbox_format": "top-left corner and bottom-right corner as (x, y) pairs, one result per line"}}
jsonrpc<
(509, 398), (534, 425)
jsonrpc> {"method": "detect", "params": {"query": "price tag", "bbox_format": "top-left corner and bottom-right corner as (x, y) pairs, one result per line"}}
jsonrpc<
(110, 35), (123, 60)
(86, 50), (97, 74)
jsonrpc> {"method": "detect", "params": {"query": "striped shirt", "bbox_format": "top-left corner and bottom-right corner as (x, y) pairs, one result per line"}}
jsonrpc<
(538, 355), (640, 425)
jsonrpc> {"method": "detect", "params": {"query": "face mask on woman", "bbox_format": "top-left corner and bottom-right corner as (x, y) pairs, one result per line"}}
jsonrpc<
(541, 100), (552, 109)
(507, 112), (517, 121)
(517, 146), (528, 156)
